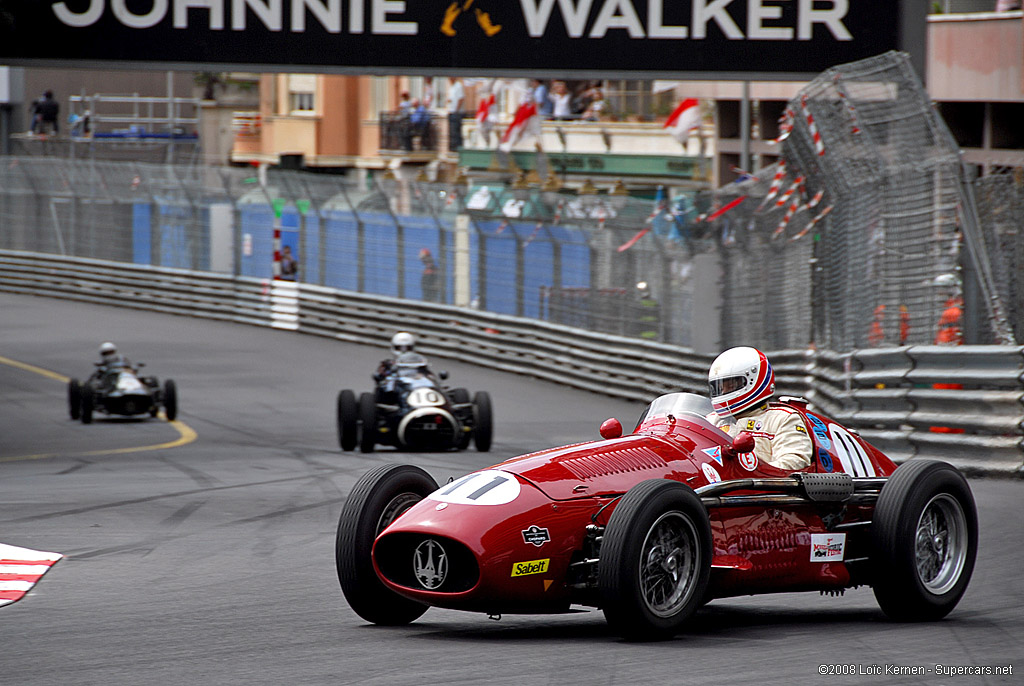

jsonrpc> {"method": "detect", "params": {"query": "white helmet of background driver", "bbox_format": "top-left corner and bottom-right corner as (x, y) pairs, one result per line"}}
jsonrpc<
(99, 341), (117, 357)
(391, 331), (416, 356)
(708, 346), (775, 417)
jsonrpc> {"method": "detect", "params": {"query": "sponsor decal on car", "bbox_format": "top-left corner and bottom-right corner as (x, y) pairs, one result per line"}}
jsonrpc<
(702, 446), (723, 465)
(701, 462), (721, 484)
(818, 447), (834, 472)
(738, 452), (758, 471)
(809, 533), (846, 562)
(806, 413), (832, 449)
(521, 525), (550, 547)
(511, 558), (550, 577)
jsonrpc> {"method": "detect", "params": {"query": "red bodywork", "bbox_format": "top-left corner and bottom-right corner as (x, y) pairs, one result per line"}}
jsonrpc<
(372, 396), (897, 615)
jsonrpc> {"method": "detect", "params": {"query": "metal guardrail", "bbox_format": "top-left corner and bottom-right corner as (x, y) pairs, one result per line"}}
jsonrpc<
(1, 250), (1021, 477)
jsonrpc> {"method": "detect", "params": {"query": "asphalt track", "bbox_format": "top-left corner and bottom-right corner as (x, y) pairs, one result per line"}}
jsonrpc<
(1, 292), (1021, 686)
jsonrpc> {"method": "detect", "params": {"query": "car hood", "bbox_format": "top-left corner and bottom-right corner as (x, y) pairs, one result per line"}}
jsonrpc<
(493, 434), (698, 501)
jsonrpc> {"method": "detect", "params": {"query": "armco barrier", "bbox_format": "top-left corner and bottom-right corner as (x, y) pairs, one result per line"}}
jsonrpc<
(1, 250), (1021, 477)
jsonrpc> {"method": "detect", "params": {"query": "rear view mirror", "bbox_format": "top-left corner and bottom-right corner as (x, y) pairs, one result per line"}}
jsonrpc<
(599, 418), (623, 440)
(727, 431), (755, 457)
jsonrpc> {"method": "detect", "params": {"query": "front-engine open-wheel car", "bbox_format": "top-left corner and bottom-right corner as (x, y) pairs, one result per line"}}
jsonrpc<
(335, 464), (439, 625)
(599, 479), (712, 640)
(870, 459), (977, 621)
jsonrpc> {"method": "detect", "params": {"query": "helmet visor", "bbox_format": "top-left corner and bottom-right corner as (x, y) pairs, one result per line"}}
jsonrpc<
(393, 344), (414, 352)
(709, 375), (746, 398)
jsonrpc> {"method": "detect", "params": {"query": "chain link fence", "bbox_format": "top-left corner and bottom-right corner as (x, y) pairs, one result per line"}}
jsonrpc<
(1, 52), (1021, 354)
(703, 51), (1018, 351)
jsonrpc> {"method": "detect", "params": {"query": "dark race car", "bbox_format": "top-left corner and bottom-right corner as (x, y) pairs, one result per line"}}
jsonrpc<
(335, 392), (977, 640)
(68, 362), (177, 424)
(336, 352), (492, 453)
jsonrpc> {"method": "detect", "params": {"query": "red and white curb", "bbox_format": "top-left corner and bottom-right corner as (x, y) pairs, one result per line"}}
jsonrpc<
(0, 543), (63, 608)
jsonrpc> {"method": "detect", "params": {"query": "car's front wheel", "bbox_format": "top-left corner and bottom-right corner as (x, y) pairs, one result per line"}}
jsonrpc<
(358, 392), (377, 453)
(68, 379), (81, 420)
(472, 391), (492, 452)
(337, 389), (358, 451)
(163, 380), (178, 421)
(80, 387), (94, 424)
(870, 459), (977, 621)
(599, 479), (711, 640)
(335, 464), (438, 625)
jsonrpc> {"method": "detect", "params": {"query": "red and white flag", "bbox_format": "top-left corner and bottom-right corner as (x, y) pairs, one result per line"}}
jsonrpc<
(476, 93), (496, 128)
(664, 98), (700, 143)
(499, 101), (539, 152)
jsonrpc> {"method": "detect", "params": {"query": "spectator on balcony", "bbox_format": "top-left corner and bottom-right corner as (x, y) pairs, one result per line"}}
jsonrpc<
(549, 81), (572, 120)
(531, 79), (552, 118)
(30, 91), (59, 135)
(398, 91), (412, 116)
(581, 88), (608, 121)
(404, 99), (431, 151)
(446, 77), (465, 151)
(420, 248), (440, 302)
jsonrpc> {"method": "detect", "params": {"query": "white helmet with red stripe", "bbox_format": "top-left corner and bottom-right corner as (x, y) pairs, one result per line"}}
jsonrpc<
(708, 346), (775, 417)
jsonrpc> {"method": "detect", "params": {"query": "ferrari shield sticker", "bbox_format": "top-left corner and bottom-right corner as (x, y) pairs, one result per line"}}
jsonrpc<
(429, 470), (521, 506)
(738, 452), (758, 471)
(702, 446), (723, 465)
(810, 533), (846, 562)
(511, 558), (550, 577)
(521, 526), (550, 547)
(701, 462), (721, 484)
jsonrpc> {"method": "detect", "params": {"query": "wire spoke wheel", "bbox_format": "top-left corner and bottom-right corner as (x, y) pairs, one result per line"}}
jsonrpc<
(639, 512), (698, 618)
(914, 494), (968, 595)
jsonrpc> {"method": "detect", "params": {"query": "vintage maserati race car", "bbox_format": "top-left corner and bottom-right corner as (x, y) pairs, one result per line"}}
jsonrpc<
(68, 363), (177, 424)
(335, 392), (977, 640)
(336, 352), (493, 453)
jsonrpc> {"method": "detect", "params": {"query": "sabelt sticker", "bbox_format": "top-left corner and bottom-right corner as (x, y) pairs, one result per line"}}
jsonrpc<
(429, 470), (521, 506)
(701, 462), (721, 483)
(521, 525), (550, 547)
(738, 452), (758, 471)
(511, 558), (550, 577)
(810, 533), (846, 562)
(702, 446), (723, 465)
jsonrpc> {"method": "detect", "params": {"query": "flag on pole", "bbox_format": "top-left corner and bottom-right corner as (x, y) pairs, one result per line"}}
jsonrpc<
(476, 92), (496, 141)
(664, 98), (700, 144)
(499, 101), (539, 152)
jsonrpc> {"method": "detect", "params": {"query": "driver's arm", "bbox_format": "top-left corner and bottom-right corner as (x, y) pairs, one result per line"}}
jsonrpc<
(769, 413), (814, 471)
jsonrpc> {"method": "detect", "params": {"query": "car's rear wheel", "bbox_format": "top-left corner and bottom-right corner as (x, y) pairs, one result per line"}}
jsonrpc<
(599, 479), (711, 640)
(359, 392), (377, 453)
(163, 380), (178, 421)
(472, 391), (493, 452)
(336, 464), (438, 625)
(870, 459), (977, 621)
(68, 379), (81, 420)
(80, 387), (94, 424)
(337, 389), (358, 451)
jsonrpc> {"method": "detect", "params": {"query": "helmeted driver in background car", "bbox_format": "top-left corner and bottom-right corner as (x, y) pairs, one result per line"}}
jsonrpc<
(706, 346), (813, 471)
(91, 341), (132, 390)
(375, 331), (417, 381)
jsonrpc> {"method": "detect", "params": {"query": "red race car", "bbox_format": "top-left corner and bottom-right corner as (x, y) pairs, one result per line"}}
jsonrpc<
(335, 392), (977, 640)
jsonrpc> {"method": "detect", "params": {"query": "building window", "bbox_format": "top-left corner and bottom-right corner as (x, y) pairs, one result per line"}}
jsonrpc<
(290, 92), (315, 113)
(288, 74), (317, 115)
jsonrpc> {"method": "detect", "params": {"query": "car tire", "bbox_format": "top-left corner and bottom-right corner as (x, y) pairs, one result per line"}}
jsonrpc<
(599, 479), (711, 640)
(337, 389), (358, 451)
(68, 379), (81, 420)
(80, 386), (94, 424)
(472, 391), (493, 452)
(163, 380), (178, 421)
(335, 463), (438, 626)
(358, 392), (377, 453)
(870, 459), (977, 622)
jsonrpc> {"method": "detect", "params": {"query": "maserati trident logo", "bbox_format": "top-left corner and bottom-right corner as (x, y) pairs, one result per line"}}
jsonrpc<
(413, 538), (448, 590)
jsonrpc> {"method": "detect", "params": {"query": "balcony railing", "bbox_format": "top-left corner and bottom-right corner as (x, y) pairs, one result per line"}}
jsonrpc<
(379, 112), (439, 153)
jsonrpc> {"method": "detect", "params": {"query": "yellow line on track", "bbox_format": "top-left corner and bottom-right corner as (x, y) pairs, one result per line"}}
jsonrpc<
(0, 355), (198, 462)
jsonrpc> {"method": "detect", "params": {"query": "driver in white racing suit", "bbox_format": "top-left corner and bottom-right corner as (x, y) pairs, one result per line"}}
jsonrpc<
(706, 346), (813, 471)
